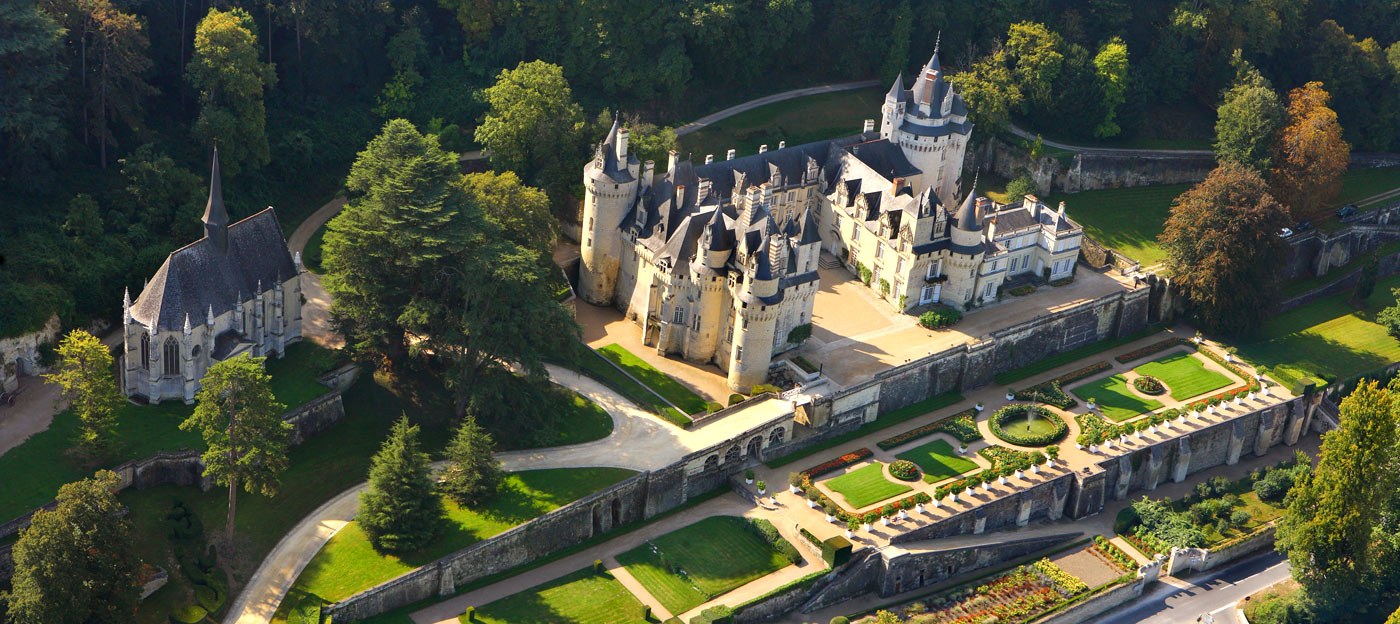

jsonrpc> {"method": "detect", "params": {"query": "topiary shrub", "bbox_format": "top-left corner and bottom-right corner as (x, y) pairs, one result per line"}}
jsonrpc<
(171, 605), (207, 624)
(728, 393), (746, 406)
(888, 459), (921, 482)
(459, 605), (476, 622)
(750, 384), (782, 395)
(786, 323), (813, 344)
(919, 306), (962, 329)
(989, 404), (1068, 446)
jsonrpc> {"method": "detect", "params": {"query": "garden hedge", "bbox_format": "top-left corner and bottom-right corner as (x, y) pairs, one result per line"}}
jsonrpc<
(822, 535), (853, 567)
(989, 404), (1068, 446)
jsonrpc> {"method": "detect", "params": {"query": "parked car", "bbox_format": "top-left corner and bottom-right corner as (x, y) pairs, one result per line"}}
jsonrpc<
(1293, 220), (1313, 232)
(1278, 228), (1294, 238)
(1336, 204), (1358, 219)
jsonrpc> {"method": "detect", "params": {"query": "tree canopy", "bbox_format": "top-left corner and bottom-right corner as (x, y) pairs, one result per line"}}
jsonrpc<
(1269, 81), (1351, 220)
(1214, 55), (1285, 173)
(186, 7), (276, 176)
(43, 328), (123, 458)
(475, 60), (587, 215)
(358, 416), (444, 552)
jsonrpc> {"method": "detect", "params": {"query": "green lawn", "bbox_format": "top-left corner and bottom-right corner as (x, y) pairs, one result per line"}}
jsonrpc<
(1238, 273), (1400, 391)
(1071, 374), (1163, 422)
(894, 439), (979, 484)
(468, 566), (648, 624)
(615, 516), (792, 615)
(677, 87), (884, 168)
(1133, 352), (1233, 401)
(993, 326), (1165, 386)
(823, 463), (913, 509)
(550, 389), (615, 446)
(765, 391), (965, 468)
(289, 468), (637, 603)
(1046, 184), (1191, 266)
(557, 345), (692, 426)
(301, 220), (329, 274)
(597, 344), (709, 415)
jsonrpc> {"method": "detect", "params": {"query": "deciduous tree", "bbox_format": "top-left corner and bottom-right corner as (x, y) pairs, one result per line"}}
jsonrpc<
(84, 1), (154, 169)
(947, 47), (1022, 134)
(1269, 82), (1350, 220)
(1277, 380), (1399, 616)
(457, 170), (554, 255)
(475, 60), (587, 214)
(0, 2), (67, 178)
(1158, 161), (1292, 335)
(180, 355), (290, 544)
(1005, 21), (1064, 111)
(1214, 54), (1285, 173)
(186, 7), (276, 176)
(358, 416), (444, 552)
(439, 412), (502, 507)
(4, 470), (141, 624)
(43, 329), (122, 458)
(1092, 37), (1129, 138)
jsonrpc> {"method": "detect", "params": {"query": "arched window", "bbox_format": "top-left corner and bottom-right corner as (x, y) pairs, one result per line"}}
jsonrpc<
(162, 338), (180, 376)
(140, 333), (150, 370)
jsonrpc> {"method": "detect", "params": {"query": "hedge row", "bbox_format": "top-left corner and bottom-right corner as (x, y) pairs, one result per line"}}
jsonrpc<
(1114, 338), (1186, 363)
(989, 404), (1068, 446)
(1015, 361), (1112, 409)
(875, 408), (982, 450)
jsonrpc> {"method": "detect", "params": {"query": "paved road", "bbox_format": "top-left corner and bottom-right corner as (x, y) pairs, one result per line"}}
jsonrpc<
(1099, 552), (1291, 624)
(674, 80), (880, 136)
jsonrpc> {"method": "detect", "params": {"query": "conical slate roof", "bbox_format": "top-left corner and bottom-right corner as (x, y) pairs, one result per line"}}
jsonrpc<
(954, 177), (980, 232)
(203, 148), (228, 229)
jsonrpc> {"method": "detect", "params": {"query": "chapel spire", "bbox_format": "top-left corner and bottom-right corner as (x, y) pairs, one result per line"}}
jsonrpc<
(203, 147), (230, 252)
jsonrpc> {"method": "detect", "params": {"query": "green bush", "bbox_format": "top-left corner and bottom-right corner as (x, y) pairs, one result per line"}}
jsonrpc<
(594, 559), (604, 573)
(692, 605), (735, 624)
(918, 306), (962, 329)
(857, 262), (872, 284)
(787, 323), (813, 344)
(821, 535), (852, 567)
(988, 404), (1068, 446)
(170, 605), (207, 624)
(460, 605), (476, 622)
(195, 580), (226, 613)
(728, 393), (746, 405)
(750, 383), (782, 395)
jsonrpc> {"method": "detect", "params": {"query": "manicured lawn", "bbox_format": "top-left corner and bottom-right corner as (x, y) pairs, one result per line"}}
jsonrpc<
(677, 87), (885, 168)
(894, 439), (979, 484)
(766, 391), (965, 468)
(1071, 374), (1163, 422)
(551, 389), (615, 446)
(1046, 184), (1191, 266)
(289, 468), (637, 603)
(468, 566), (648, 624)
(1133, 352), (1232, 401)
(615, 516), (792, 615)
(1238, 273), (1400, 391)
(993, 326), (1165, 385)
(823, 463), (913, 509)
(264, 341), (345, 407)
(301, 221), (329, 274)
(559, 345), (692, 426)
(597, 343), (709, 415)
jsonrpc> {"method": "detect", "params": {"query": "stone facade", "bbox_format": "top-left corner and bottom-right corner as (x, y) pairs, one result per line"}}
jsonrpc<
(0, 313), (60, 393)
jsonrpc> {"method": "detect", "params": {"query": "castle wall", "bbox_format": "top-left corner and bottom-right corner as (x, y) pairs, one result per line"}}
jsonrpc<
(0, 313), (60, 393)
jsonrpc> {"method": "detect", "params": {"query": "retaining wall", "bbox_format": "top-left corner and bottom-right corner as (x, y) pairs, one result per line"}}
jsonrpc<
(0, 314), (61, 393)
(979, 137), (1214, 196)
(1167, 522), (1278, 576)
(1029, 577), (1145, 624)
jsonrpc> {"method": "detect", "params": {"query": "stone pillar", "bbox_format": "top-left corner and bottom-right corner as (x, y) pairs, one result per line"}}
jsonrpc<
(1114, 455), (1133, 500)
(1016, 493), (1033, 527)
(272, 279), (286, 357)
(1048, 478), (1069, 521)
(1143, 446), (1164, 492)
(182, 315), (196, 404)
(1173, 437), (1192, 483)
(437, 562), (455, 596)
(1227, 420), (1245, 465)
(973, 509), (987, 535)
(1140, 558), (1162, 585)
(1254, 409), (1276, 457)
(147, 330), (161, 404)
(1284, 399), (1306, 446)
(254, 285), (266, 357)
(1067, 470), (1107, 520)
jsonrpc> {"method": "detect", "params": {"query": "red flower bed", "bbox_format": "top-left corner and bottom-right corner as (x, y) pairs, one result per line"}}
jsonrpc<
(1115, 338), (1188, 363)
(800, 447), (873, 479)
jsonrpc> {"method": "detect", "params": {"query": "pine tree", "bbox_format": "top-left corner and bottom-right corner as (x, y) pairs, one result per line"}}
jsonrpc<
(358, 416), (445, 552)
(43, 329), (123, 458)
(440, 413), (503, 506)
(1276, 380), (1399, 615)
(4, 470), (142, 624)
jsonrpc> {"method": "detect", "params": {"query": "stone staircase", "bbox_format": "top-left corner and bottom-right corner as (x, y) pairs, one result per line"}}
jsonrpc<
(818, 254), (843, 271)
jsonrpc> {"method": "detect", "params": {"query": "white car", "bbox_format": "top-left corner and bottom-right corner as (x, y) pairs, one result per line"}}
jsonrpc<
(1278, 228), (1294, 238)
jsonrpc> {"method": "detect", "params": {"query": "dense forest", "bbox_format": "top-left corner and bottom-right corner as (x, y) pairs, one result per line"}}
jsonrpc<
(3, 0), (1399, 339)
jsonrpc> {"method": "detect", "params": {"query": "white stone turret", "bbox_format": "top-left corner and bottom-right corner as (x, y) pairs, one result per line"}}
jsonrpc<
(579, 117), (642, 306)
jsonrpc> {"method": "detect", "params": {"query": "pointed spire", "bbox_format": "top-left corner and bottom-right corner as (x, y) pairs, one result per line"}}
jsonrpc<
(705, 208), (731, 251)
(207, 305), (215, 326)
(123, 287), (132, 325)
(954, 173), (980, 232)
(886, 70), (905, 102)
(754, 234), (775, 281)
(183, 313), (192, 334)
(931, 31), (941, 71)
(203, 148), (230, 251)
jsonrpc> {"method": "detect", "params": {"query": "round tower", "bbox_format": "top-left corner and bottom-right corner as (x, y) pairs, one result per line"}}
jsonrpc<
(727, 237), (781, 392)
(946, 184), (985, 307)
(579, 120), (641, 306)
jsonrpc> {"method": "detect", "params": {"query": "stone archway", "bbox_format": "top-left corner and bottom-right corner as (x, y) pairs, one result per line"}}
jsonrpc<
(610, 498), (621, 528)
(724, 446), (741, 464)
(591, 504), (602, 537)
(704, 454), (719, 471)
(746, 436), (763, 458)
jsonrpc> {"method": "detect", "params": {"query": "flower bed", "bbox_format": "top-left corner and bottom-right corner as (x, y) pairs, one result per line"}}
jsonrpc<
(1115, 338), (1186, 363)
(800, 448), (873, 479)
(1091, 535), (1136, 573)
(1032, 558), (1089, 596)
(979, 446), (1036, 470)
(869, 564), (1083, 623)
(889, 459), (921, 482)
(1124, 530), (1169, 558)
(1016, 361), (1112, 409)
(876, 408), (982, 450)
(1132, 376), (1166, 395)
(934, 447), (1047, 500)
(989, 404), (1068, 446)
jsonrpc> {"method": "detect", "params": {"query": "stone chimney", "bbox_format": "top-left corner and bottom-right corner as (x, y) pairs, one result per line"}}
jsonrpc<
(643, 160), (655, 188)
(778, 141), (786, 149)
(698, 179), (712, 202)
(759, 144), (768, 154)
(863, 119), (875, 133)
(616, 127), (629, 160)
(705, 154), (714, 164)
(1058, 201), (1066, 219)
(726, 148), (736, 161)
(667, 150), (679, 172)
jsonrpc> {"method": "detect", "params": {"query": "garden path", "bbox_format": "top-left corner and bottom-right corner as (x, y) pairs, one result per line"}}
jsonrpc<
(285, 195), (345, 349)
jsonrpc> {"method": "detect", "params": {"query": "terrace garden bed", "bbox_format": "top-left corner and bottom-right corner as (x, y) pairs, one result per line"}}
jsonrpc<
(1132, 376), (1165, 395)
(894, 439), (978, 484)
(990, 405), (1068, 446)
(825, 463), (914, 508)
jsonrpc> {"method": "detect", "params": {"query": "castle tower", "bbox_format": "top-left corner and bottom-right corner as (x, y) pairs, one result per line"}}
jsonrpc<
(946, 181), (985, 307)
(881, 44), (973, 209)
(728, 236), (780, 392)
(579, 118), (642, 306)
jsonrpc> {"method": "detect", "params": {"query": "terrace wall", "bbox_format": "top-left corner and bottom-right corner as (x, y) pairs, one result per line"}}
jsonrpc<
(978, 138), (1215, 196)
(1277, 200), (1400, 288)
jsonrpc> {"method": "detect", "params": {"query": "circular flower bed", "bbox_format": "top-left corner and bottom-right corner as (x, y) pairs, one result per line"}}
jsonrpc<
(889, 459), (922, 482)
(1132, 376), (1166, 396)
(990, 404), (1068, 447)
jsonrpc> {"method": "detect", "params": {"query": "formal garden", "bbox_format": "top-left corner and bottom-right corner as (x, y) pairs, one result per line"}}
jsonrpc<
(461, 566), (651, 624)
(1070, 345), (1237, 422)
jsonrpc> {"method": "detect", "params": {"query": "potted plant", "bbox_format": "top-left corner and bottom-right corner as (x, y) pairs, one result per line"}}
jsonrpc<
(771, 494), (779, 505)
(916, 502), (925, 514)
(958, 443), (968, 455)
(823, 502), (837, 522)
(1006, 388), (1016, 401)
(1089, 443), (1098, 454)
(1087, 397), (1098, 410)
(1193, 330), (1203, 344)
(950, 484), (964, 502)
(756, 480), (767, 495)
(806, 491), (820, 508)
(1225, 346), (1237, 363)
(789, 472), (803, 494)
(1046, 446), (1059, 467)
(975, 401), (985, 412)
(846, 518), (859, 538)
(745, 469), (755, 485)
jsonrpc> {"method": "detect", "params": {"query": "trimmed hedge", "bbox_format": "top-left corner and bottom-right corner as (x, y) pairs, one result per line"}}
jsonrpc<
(989, 404), (1068, 446)
(876, 407), (981, 450)
(1016, 361), (1112, 409)
(919, 307), (962, 329)
(821, 535), (852, 567)
(1115, 338), (1183, 363)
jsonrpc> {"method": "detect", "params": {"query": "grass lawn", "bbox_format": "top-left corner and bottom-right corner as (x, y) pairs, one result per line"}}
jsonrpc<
(1133, 352), (1232, 401)
(677, 87), (884, 168)
(0, 341), (339, 522)
(1071, 374), (1163, 422)
(597, 344), (709, 415)
(823, 463), (913, 509)
(615, 516), (791, 615)
(301, 220), (329, 274)
(894, 439), (979, 484)
(562, 346), (692, 427)
(550, 389), (615, 446)
(287, 468), (637, 604)
(766, 391), (964, 468)
(1046, 184), (1191, 266)
(468, 566), (648, 624)
(1238, 273), (1400, 391)
(993, 326), (1165, 386)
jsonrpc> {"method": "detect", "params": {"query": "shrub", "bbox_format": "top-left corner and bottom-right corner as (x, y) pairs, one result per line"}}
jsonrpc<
(801, 448), (873, 479)
(787, 323), (813, 344)
(1115, 338), (1186, 363)
(594, 559), (604, 573)
(879, 278), (891, 296)
(857, 262), (872, 284)
(919, 306), (962, 329)
(461, 606), (476, 622)
(745, 469), (755, 481)
(1132, 376), (1166, 395)
(876, 408), (982, 449)
(1253, 465), (1301, 502)
(755, 480), (766, 492)
(889, 459), (921, 481)
(822, 535), (853, 567)
(789, 472), (803, 488)
(1016, 361), (1111, 408)
(1229, 509), (1251, 528)
(830, 618), (851, 624)
(989, 404), (1068, 446)
(728, 393), (746, 405)
(750, 384), (782, 395)
(171, 605), (208, 624)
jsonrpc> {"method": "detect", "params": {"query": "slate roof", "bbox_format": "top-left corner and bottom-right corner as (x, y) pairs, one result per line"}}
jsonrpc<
(132, 208), (298, 332)
(953, 183), (980, 232)
(588, 117), (637, 184)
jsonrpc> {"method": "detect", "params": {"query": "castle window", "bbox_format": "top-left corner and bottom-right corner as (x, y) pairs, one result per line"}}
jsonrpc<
(162, 338), (179, 377)
(875, 245), (883, 260)
(140, 333), (150, 370)
(736, 345), (743, 361)
(851, 226), (860, 242)
(896, 258), (905, 273)
(693, 315), (701, 331)
(588, 217), (594, 228)
(727, 326), (734, 341)
(673, 307), (685, 324)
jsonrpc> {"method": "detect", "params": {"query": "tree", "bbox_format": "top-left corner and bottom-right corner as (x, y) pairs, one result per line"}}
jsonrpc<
(1353, 261), (1379, 305)
(119, 144), (205, 246)
(4, 470), (141, 624)
(84, 1), (154, 169)
(1277, 381), (1399, 615)
(1214, 54), (1285, 173)
(180, 355), (291, 544)
(1377, 289), (1400, 338)
(1307, 20), (1400, 152)
(1005, 21), (1064, 111)
(1269, 82), (1350, 220)
(1158, 162), (1292, 335)
(457, 171), (555, 255)
(1005, 174), (1037, 199)
(186, 8), (276, 176)
(43, 329), (122, 458)
(879, 1), (912, 81)
(475, 61), (587, 214)
(947, 47), (1023, 134)
(1092, 37), (1129, 138)
(439, 413), (502, 506)
(0, 2), (67, 179)
(358, 416), (444, 552)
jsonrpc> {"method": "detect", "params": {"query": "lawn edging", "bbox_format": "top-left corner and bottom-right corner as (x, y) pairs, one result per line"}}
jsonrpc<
(597, 343), (710, 417)
(557, 345), (694, 427)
